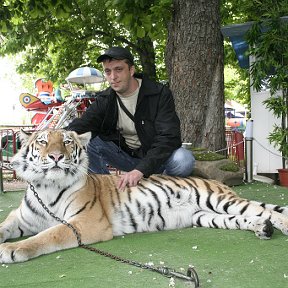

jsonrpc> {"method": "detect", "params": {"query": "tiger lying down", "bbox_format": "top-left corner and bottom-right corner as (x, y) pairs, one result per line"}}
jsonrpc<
(0, 129), (288, 264)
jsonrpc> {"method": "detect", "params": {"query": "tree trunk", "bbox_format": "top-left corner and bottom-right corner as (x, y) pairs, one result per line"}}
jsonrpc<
(166, 0), (225, 152)
(136, 36), (157, 80)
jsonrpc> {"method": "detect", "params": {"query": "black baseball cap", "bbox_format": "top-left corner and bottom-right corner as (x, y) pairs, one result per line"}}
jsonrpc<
(96, 47), (134, 64)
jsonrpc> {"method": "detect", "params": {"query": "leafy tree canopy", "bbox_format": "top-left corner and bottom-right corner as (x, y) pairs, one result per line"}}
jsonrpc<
(1, 0), (287, 105)
(0, 0), (171, 84)
(221, 0), (288, 104)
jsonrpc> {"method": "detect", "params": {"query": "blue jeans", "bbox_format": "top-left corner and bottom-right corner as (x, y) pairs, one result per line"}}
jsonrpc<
(87, 136), (195, 177)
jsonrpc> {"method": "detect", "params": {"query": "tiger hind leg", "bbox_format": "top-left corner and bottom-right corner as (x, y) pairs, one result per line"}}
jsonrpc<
(212, 198), (288, 236)
(191, 211), (274, 239)
(227, 202), (288, 236)
(249, 201), (288, 216)
(253, 209), (288, 236)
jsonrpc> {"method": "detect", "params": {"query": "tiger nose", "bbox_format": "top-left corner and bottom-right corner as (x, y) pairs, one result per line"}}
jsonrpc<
(48, 153), (64, 162)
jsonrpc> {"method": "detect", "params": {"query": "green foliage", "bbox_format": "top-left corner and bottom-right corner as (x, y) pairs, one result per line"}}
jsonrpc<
(243, 0), (288, 165)
(221, 1), (251, 105)
(0, 0), (73, 32)
(1, 0), (285, 110)
(192, 148), (240, 172)
(219, 162), (240, 172)
(221, 0), (288, 106)
(222, 0), (288, 23)
(106, 0), (171, 39)
(263, 96), (288, 118)
(224, 65), (250, 104)
(0, 0), (172, 83)
(247, 18), (288, 94)
(221, 0), (250, 25)
(193, 151), (226, 161)
(264, 90), (288, 161)
(267, 125), (288, 158)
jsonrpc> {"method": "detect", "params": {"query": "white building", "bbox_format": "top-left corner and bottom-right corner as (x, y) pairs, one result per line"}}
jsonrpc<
(222, 19), (286, 174)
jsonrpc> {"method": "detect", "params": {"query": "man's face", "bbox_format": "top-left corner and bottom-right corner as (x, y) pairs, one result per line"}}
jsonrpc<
(102, 59), (135, 96)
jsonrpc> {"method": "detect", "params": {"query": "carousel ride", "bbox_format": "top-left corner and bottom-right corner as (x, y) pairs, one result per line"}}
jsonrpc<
(225, 100), (246, 132)
(19, 67), (104, 130)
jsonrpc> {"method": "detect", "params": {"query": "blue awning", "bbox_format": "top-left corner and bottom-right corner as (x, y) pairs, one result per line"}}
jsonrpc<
(221, 16), (288, 69)
(221, 21), (253, 69)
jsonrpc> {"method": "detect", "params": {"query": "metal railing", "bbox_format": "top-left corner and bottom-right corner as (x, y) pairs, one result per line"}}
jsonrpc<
(0, 128), (19, 178)
(0, 128), (22, 192)
(225, 130), (244, 165)
(0, 127), (244, 192)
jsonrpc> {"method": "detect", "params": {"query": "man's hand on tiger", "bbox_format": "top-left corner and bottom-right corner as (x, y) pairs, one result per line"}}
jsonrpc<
(117, 169), (143, 191)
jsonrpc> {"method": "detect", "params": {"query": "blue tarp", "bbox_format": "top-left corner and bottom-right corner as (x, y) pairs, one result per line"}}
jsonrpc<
(221, 16), (288, 69)
(221, 21), (253, 69)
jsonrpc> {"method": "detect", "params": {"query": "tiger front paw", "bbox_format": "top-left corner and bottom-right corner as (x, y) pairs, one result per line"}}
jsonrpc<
(0, 242), (34, 263)
(254, 219), (274, 239)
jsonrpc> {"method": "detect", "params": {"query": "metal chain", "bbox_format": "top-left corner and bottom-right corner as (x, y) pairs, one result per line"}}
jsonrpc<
(31, 184), (83, 245)
(195, 140), (244, 155)
(29, 183), (200, 287)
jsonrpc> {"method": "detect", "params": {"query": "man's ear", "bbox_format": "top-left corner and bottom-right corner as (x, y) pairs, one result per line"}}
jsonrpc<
(130, 65), (135, 77)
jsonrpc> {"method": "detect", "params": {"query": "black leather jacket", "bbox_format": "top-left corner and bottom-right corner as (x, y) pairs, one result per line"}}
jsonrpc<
(67, 75), (182, 177)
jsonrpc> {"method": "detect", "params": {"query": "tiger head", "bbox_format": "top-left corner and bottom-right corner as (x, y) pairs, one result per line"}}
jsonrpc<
(11, 129), (91, 184)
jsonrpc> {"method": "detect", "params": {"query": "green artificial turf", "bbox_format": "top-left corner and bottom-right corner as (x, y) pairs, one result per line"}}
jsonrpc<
(0, 182), (287, 288)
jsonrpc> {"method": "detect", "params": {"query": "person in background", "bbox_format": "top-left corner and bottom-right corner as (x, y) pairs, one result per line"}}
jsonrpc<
(67, 46), (195, 190)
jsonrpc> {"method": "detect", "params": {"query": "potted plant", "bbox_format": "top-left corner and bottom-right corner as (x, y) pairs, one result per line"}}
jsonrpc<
(247, 16), (288, 187)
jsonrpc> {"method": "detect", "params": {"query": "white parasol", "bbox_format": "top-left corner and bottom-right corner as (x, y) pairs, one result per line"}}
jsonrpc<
(65, 67), (104, 84)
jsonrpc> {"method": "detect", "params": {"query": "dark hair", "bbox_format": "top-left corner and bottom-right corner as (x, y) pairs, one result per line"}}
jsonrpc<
(101, 57), (134, 68)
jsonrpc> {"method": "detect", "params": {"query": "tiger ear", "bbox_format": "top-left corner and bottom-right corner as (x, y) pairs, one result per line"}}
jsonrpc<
(77, 132), (91, 147)
(18, 129), (32, 145)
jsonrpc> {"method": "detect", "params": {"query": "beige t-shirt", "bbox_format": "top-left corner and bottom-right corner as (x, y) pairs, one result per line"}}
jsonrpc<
(117, 79), (142, 149)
